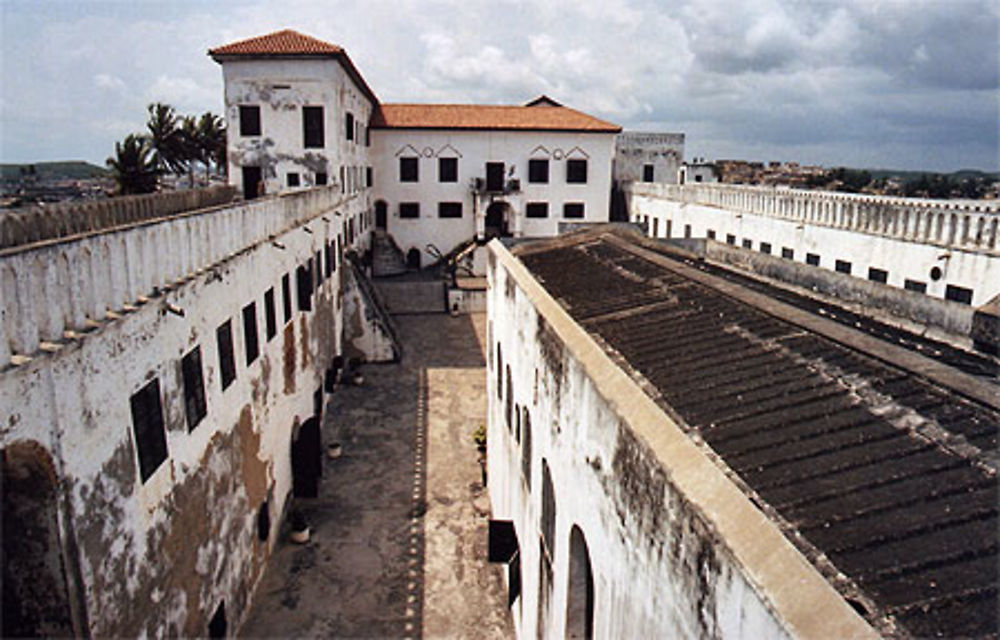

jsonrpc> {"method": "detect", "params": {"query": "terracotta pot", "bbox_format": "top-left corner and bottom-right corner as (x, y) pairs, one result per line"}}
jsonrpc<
(290, 527), (310, 544)
(327, 443), (343, 459)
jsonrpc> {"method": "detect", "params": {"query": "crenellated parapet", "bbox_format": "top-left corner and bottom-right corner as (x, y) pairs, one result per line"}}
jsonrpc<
(626, 182), (1000, 253)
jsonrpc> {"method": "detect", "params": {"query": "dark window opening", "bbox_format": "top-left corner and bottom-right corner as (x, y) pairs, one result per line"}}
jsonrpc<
(315, 172), (327, 186)
(835, 259), (852, 274)
(400, 157), (418, 182)
(130, 378), (168, 483)
(217, 320), (236, 391)
(296, 264), (313, 311)
(242, 302), (259, 366)
(345, 112), (354, 141)
(521, 408), (532, 487)
(541, 460), (556, 556)
(642, 164), (654, 182)
(945, 285), (973, 305)
(652, 218), (659, 237)
(930, 266), (943, 281)
(486, 162), (505, 191)
(439, 157), (458, 183)
(208, 602), (226, 639)
(505, 366), (513, 429)
(281, 274), (292, 324)
(528, 159), (549, 184)
(526, 202), (548, 218)
(496, 343), (503, 400)
(684, 224), (692, 239)
(566, 526), (595, 640)
(806, 253), (820, 266)
(868, 267), (888, 283)
(742, 238), (752, 249)
(904, 279), (927, 294)
(781, 247), (794, 260)
(563, 203), (585, 219)
(287, 172), (300, 187)
(726, 234), (736, 245)
(257, 500), (270, 542)
(759, 242), (771, 254)
(324, 244), (333, 278)
(303, 106), (324, 148)
(264, 288), (277, 340)
(315, 251), (323, 289)
(366, 166), (372, 188)
(706, 229), (716, 240)
(438, 202), (462, 218)
(181, 347), (207, 432)
(399, 202), (420, 219)
(239, 105), (261, 137)
(566, 159), (587, 184)
(241, 166), (262, 201)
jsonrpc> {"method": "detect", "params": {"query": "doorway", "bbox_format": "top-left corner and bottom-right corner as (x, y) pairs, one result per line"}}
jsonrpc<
(291, 417), (322, 498)
(485, 202), (511, 238)
(375, 200), (387, 230)
(242, 166), (262, 200)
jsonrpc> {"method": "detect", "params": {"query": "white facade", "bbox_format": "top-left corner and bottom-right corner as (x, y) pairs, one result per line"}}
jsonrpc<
(371, 129), (616, 262)
(628, 182), (1000, 307)
(613, 131), (684, 185)
(679, 162), (719, 184)
(219, 57), (375, 203)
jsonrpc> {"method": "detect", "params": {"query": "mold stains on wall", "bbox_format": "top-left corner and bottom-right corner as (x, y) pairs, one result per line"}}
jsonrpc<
(536, 315), (564, 395)
(609, 422), (667, 542)
(283, 324), (296, 394)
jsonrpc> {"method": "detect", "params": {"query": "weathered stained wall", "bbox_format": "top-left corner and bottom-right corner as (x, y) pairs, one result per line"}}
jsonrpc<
(628, 182), (1000, 306)
(0, 186), (369, 637)
(613, 131), (684, 184)
(485, 241), (875, 639)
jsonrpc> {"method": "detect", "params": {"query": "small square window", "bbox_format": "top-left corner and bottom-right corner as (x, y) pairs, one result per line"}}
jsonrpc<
(868, 267), (888, 283)
(439, 158), (458, 183)
(806, 253), (820, 266)
(759, 242), (771, 254)
(525, 202), (548, 218)
(399, 202), (420, 218)
(315, 172), (327, 186)
(563, 203), (584, 219)
(742, 239), (752, 249)
(781, 247), (794, 260)
(366, 166), (372, 188)
(239, 105), (261, 137)
(566, 159), (587, 184)
(217, 320), (237, 391)
(706, 229), (716, 240)
(528, 159), (549, 184)
(438, 202), (462, 218)
(400, 157), (418, 182)
(130, 378), (168, 483)
(243, 302), (259, 366)
(287, 172), (300, 187)
(945, 285), (973, 305)
(904, 279), (927, 293)
(181, 347), (207, 432)
(726, 234), (736, 245)
(264, 288), (277, 340)
(642, 164), (654, 182)
(835, 259), (852, 274)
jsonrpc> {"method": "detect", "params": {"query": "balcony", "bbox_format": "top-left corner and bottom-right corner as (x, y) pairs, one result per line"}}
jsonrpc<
(471, 177), (521, 196)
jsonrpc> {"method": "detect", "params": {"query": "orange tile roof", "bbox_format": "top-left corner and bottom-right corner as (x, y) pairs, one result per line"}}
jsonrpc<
(209, 29), (343, 56)
(371, 100), (621, 133)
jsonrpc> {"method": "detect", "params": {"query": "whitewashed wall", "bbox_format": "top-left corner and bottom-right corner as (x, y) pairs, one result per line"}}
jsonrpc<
(628, 183), (1000, 306)
(371, 129), (616, 262)
(613, 132), (684, 184)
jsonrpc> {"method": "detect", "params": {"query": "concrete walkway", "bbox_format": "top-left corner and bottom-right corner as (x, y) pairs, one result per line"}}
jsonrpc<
(241, 313), (512, 639)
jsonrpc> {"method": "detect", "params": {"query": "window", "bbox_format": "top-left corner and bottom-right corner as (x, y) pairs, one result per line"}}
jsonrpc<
(365, 126), (370, 146)
(945, 285), (973, 305)
(835, 259), (852, 274)
(438, 202), (462, 218)
(707, 229), (716, 240)
(726, 234), (736, 245)
(315, 172), (327, 186)
(340, 166), (345, 193)
(486, 162), (505, 191)
(904, 279), (927, 293)
(181, 347), (207, 432)
(759, 242), (772, 254)
(239, 105), (261, 137)
(566, 159), (587, 184)
(296, 264), (312, 311)
(302, 106), (324, 148)
(868, 267), (888, 283)
(781, 247), (794, 260)
(130, 379), (168, 483)
(217, 320), (236, 391)
(287, 172), (300, 187)
(439, 157), (458, 183)
(684, 224), (692, 239)
(345, 112), (354, 141)
(281, 274), (292, 324)
(400, 157), (418, 182)
(324, 244), (333, 278)
(652, 218), (659, 237)
(528, 159), (549, 184)
(243, 302), (259, 366)
(742, 239), (752, 249)
(642, 164), (654, 182)
(806, 253), (820, 266)
(366, 166), (372, 188)
(521, 409), (532, 488)
(399, 202), (419, 218)
(563, 203), (585, 219)
(314, 253), (322, 290)
(525, 202), (548, 218)
(264, 288), (277, 340)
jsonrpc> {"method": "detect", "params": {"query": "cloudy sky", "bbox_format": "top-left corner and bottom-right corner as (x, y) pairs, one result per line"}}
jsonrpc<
(1, 0), (997, 171)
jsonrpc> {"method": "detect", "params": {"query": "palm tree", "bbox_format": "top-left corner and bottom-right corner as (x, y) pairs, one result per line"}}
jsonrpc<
(145, 103), (185, 178)
(197, 112), (227, 179)
(178, 114), (202, 186)
(106, 134), (159, 194)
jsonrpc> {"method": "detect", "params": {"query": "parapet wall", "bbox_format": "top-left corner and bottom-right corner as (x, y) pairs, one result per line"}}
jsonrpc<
(627, 182), (1000, 253)
(0, 185), (237, 249)
(0, 186), (343, 369)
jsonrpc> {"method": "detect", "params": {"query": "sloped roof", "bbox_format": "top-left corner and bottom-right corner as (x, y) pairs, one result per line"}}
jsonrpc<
(371, 100), (621, 133)
(209, 29), (378, 106)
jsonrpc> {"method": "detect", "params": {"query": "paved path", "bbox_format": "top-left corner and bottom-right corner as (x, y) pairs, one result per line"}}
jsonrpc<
(241, 313), (512, 638)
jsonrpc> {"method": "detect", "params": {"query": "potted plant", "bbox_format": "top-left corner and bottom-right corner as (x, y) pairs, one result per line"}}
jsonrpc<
(327, 441), (343, 459)
(289, 510), (310, 544)
(348, 357), (364, 386)
(472, 424), (487, 453)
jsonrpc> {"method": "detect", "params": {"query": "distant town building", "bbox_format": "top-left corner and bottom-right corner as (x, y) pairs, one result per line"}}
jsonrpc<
(678, 159), (718, 184)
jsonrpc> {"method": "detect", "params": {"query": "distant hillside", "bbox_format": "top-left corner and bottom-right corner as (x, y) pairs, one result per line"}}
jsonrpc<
(866, 168), (1000, 182)
(0, 161), (109, 181)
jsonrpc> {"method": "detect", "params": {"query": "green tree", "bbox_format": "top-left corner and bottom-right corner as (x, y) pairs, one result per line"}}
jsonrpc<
(106, 134), (159, 194)
(145, 102), (185, 177)
(196, 111), (227, 179)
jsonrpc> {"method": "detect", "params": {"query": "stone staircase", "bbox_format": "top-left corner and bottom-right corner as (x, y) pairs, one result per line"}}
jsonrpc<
(371, 230), (408, 277)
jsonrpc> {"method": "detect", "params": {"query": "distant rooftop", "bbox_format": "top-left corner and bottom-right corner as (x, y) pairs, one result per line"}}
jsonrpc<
(372, 98), (621, 133)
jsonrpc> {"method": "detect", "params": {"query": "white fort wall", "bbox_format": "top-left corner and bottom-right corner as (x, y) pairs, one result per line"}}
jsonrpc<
(1, 185), (370, 636)
(627, 182), (1000, 307)
(372, 129), (615, 262)
(486, 242), (874, 640)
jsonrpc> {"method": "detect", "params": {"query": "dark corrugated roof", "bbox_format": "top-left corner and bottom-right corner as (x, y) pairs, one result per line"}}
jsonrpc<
(517, 231), (999, 637)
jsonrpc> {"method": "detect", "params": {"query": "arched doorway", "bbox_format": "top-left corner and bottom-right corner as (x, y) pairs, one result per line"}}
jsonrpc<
(406, 248), (421, 270)
(485, 201), (512, 238)
(2, 442), (74, 637)
(375, 200), (387, 230)
(566, 525), (594, 639)
(291, 417), (322, 498)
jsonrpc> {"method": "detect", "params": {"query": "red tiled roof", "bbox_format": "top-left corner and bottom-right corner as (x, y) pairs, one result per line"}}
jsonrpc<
(209, 29), (343, 57)
(371, 100), (621, 133)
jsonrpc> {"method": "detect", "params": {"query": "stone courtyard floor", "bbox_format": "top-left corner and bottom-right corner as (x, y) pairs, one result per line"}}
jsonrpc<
(241, 313), (513, 638)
